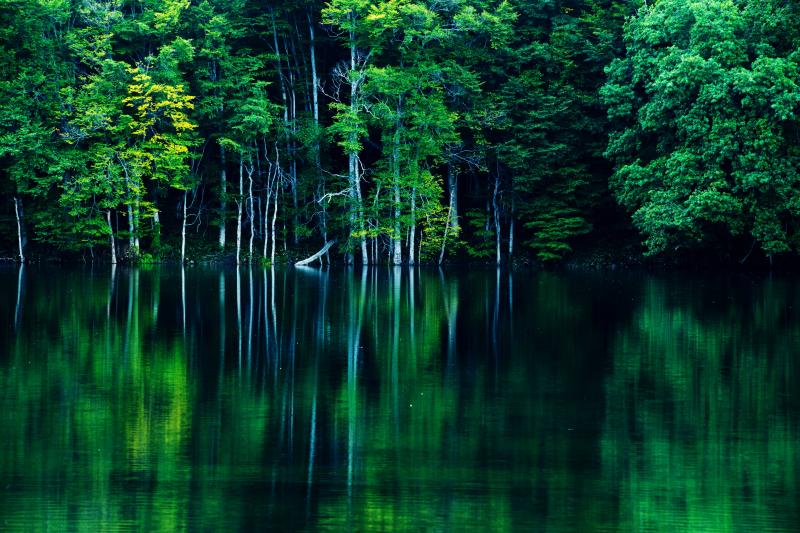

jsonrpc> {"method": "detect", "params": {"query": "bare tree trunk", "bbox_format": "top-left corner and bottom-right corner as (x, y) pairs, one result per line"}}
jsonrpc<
(264, 161), (273, 260)
(284, 34), (300, 246)
(438, 161), (458, 264)
(106, 209), (116, 264)
(309, 15), (329, 264)
(236, 156), (243, 266)
(309, 14), (319, 126)
(181, 190), (188, 264)
(248, 163), (255, 261)
(127, 204), (136, 250)
(271, 176), (279, 265)
(409, 188), (416, 265)
(447, 160), (458, 230)
(152, 187), (161, 248)
(392, 122), (402, 265)
(509, 191), (514, 261)
(120, 162), (139, 252)
(438, 202), (452, 265)
(13, 196), (26, 263)
(349, 33), (368, 266)
(493, 171), (502, 266)
(295, 239), (336, 266)
(219, 144), (227, 250)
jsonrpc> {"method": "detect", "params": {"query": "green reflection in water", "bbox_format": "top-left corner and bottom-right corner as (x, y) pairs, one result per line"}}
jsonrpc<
(0, 267), (798, 532)
(603, 277), (800, 532)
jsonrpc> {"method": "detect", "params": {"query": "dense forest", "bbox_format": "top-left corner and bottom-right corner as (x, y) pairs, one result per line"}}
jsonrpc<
(1, 0), (799, 266)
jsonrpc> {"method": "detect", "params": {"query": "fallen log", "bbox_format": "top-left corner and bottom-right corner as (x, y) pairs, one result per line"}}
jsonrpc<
(294, 239), (336, 266)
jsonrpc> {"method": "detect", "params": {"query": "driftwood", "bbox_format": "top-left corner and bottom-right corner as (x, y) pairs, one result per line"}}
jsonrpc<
(294, 239), (336, 266)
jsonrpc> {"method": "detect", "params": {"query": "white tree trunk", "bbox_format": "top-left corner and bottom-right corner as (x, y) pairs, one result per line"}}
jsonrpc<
(295, 239), (336, 266)
(409, 188), (416, 265)
(248, 164), (255, 261)
(509, 193), (515, 260)
(106, 209), (116, 264)
(271, 178), (279, 265)
(181, 190), (188, 264)
(493, 172), (501, 266)
(349, 35), (368, 265)
(264, 163), (273, 260)
(392, 118), (402, 265)
(236, 157), (243, 265)
(219, 144), (227, 250)
(13, 196), (25, 263)
(127, 204), (136, 250)
(438, 202), (452, 265)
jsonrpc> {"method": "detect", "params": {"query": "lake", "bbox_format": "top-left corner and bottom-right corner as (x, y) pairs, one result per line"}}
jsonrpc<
(1, 266), (798, 532)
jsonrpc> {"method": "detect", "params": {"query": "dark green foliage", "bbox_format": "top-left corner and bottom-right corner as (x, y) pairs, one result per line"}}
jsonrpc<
(603, 0), (800, 259)
(1, 0), (797, 265)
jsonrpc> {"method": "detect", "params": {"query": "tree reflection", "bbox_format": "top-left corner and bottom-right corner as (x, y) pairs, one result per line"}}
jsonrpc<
(1, 268), (798, 531)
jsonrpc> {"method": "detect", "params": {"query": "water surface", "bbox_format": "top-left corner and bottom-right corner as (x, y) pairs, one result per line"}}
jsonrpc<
(1, 266), (798, 531)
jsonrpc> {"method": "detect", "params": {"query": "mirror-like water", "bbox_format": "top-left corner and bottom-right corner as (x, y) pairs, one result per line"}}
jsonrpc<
(1, 266), (798, 532)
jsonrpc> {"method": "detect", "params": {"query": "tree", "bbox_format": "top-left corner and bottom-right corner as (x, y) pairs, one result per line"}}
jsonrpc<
(603, 0), (800, 261)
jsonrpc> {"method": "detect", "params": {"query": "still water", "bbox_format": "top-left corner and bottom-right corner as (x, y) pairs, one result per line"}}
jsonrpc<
(1, 266), (798, 532)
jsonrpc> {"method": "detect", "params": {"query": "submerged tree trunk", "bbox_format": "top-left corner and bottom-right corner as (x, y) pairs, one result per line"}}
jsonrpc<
(106, 209), (116, 264)
(295, 239), (336, 266)
(219, 144), (227, 250)
(13, 196), (26, 263)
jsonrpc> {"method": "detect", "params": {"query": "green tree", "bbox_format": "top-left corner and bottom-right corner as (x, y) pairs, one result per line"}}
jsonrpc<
(603, 0), (800, 262)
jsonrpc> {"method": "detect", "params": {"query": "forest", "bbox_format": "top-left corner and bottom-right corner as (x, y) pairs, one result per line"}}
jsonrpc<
(2, 0), (799, 266)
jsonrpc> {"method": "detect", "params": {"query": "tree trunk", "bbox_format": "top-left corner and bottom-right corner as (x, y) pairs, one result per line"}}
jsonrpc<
(447, 160), (458, 230)
(509, 190), (515, 261)
(248, 163), (255, 261)
(309, 16), (329, 264)
(236, 157), (243, 265)
(349, 34), (368, 265)
(120, 162), (139, 252)
(309, 14), (319, 126)
(271, 177), (279, 265)
(286, 36), (299, 246)
(438, 202), (452, 265)
(493, 172), (502, 266)
(181, 190), (188, 264)
(152, 187), (161, 249)
(295, 239), (336, 266)
(13, 196), (26, 263)
(106, 209), (117, 264)
(219, 144), (227, 250)
(127, 204), (136, 250)
(264, 162), (273, 260)
(409, 188), (417, 265)
(392, 122), (402, 265)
